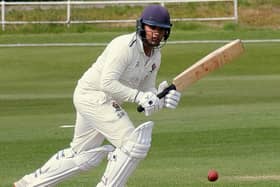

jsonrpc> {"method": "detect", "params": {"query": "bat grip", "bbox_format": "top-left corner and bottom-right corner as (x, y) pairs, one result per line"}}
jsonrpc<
(137, 84), (177, 112)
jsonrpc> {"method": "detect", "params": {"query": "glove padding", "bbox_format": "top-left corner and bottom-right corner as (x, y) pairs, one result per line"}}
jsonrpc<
(158, 81), (181, 109)
(164, 90), (181, 109)
(135, 91), (161, 116)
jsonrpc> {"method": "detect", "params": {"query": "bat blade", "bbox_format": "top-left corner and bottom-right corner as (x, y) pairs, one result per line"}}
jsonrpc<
(137, 39), (244, 112)
(173, 39), (244, 92)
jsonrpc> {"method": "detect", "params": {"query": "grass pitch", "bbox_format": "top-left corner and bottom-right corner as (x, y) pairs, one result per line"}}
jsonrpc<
(1, 33), (280, 187)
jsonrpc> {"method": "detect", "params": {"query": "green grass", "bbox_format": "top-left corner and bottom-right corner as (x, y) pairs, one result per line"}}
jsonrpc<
(1, 0), (280, 34)
(239, 0), (280, 6)
(1, 32), (280, 187)
(2, 28), (280, 44)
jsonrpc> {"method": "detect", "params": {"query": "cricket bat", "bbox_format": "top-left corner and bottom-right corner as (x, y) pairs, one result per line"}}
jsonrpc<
(137, 39), (245, 112)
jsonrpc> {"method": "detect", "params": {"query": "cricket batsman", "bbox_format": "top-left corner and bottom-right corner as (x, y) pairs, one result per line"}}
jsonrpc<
(14, 4), (181, 187)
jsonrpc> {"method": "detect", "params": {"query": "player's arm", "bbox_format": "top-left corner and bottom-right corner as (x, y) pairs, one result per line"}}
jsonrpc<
(99, 44), (138, 103)
(99, 38), (161, 116)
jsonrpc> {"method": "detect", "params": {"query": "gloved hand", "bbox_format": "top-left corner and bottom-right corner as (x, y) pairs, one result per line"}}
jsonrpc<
(135, 91), (161, 116)
(157, 81), (181, 109)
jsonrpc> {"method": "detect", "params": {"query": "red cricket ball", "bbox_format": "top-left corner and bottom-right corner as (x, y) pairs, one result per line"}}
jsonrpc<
(208, 169), (219, 182)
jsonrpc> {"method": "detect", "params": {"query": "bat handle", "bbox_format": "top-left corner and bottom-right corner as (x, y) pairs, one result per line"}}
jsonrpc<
(137, 84), (177, 112)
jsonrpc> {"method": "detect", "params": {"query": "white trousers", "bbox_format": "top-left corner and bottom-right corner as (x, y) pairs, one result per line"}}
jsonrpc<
(71, 87), (136, 153)
(14, 88), (139, 187)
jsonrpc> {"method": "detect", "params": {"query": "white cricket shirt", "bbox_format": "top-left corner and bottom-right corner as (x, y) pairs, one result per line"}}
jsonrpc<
(76, 32), (161, 103)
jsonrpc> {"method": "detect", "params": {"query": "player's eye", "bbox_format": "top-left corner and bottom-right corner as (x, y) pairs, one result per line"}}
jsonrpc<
(149, 26), (165, 33)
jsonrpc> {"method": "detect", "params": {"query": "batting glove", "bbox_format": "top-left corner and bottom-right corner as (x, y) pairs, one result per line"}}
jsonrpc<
(135, 91), (161, 116)
(157, 81), (181, 109)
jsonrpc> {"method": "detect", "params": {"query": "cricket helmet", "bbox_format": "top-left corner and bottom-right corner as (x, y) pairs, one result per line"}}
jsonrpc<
(136, 5), (172, 41)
